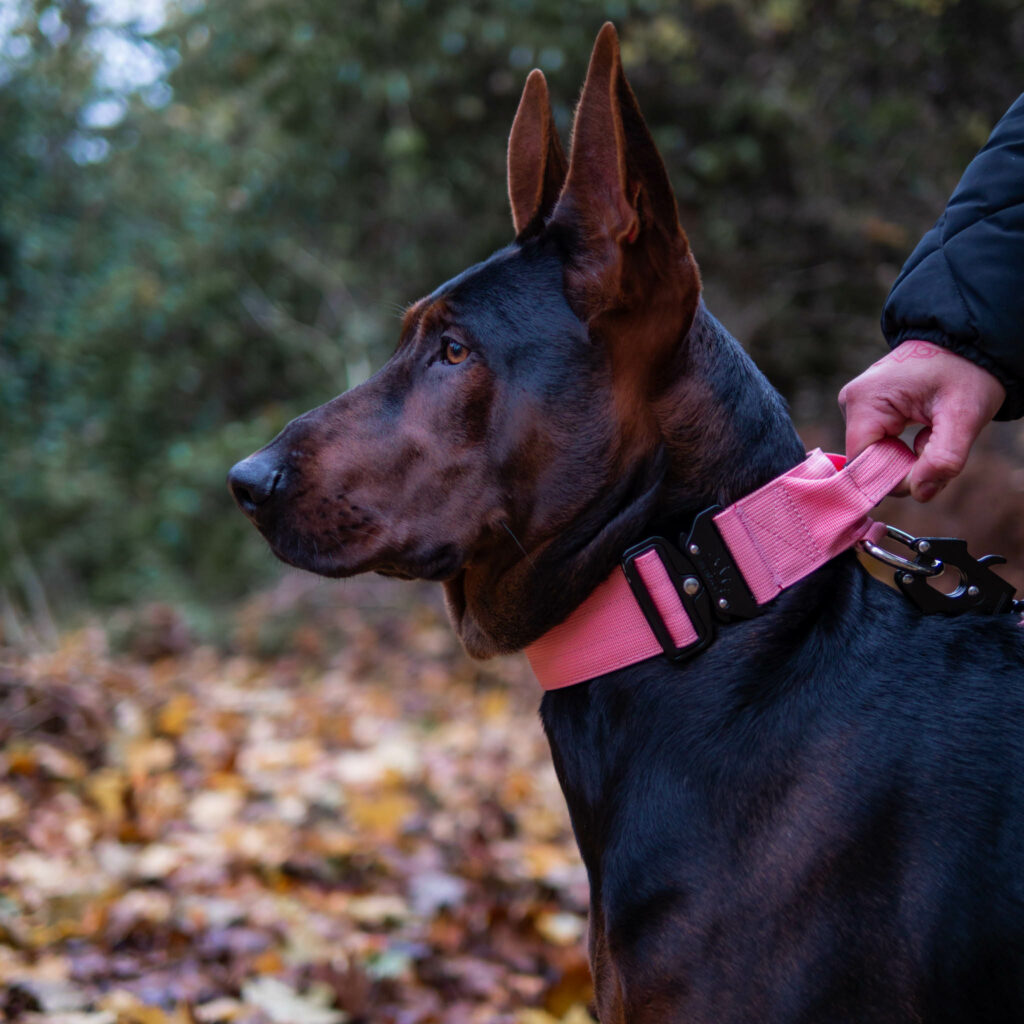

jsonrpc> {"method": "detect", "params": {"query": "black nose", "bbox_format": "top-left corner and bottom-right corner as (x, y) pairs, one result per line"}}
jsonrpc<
(228, 452), (286, 513)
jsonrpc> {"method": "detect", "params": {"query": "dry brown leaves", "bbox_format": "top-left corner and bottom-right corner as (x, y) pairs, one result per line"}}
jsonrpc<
(0, 576), (595, 1024)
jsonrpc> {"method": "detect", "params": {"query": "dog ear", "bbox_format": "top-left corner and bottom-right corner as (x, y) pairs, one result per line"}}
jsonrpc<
(553, 23), (698, 321)
(508, 69), (568, 239)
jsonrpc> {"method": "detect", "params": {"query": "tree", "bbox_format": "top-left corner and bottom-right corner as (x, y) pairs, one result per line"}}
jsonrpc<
(3, 0), (1022, 624)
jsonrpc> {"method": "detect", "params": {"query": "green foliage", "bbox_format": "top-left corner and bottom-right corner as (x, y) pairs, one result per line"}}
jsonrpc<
(2, 0), (1023, 620)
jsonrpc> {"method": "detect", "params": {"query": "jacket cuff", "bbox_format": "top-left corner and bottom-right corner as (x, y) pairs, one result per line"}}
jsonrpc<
(887, 331), (1024, 421)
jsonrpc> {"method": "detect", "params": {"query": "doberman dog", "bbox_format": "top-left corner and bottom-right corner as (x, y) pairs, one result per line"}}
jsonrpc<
(229, 24), (1024, 1023)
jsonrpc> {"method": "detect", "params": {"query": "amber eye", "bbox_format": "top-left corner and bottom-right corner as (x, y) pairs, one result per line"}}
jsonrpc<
(442, 336), (470, 365)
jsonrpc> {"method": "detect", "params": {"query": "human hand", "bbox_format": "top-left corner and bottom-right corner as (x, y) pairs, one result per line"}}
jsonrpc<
(838, 340), (1006, 502)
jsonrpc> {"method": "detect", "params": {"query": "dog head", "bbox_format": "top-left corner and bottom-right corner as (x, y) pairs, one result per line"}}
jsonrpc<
(229, 24), (704, 655)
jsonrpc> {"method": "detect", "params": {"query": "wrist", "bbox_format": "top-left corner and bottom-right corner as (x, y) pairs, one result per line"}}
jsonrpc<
(893, 338), (1007, 415)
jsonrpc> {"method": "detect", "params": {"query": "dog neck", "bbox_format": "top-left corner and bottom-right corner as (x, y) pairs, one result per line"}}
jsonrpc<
(444, 301), (806, 658)
(652, 302), (805, 517)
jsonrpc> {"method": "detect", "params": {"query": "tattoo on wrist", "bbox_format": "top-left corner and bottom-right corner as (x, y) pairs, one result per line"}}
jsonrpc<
(885, 341), (941, 364)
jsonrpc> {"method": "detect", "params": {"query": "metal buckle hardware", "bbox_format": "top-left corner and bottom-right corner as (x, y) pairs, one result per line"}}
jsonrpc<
(621, 538), (715, 662)
(857, 525), (944, 579)
(859, 527), (1019, 616)
(682, 507), (762, 622)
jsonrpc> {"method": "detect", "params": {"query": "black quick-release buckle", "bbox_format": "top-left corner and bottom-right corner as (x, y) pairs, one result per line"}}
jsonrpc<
(681, 507), (762, 622)
(621, 538), (715, 662)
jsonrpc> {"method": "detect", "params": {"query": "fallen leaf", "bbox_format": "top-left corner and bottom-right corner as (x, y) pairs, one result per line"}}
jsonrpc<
(85, 770), (127, 825)
(133, 842), (184, 879)
(241, 976), (349, 1024)
(13, 977), (91, 1013)
(125, 738), (176, 779)
(22, 1013), (117, 1024)
(345, 894), (410, 926)
(193, 997), (244, 1022)
(156, 694), (194, 738)
(535, 911), (585, 947)
(345, 790), (417, 836)
(188, 788), (245, 831)
(408, 871), (467, 917)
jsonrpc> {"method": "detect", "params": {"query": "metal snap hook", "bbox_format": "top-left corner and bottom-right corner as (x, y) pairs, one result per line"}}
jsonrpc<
(857, 525), (944, 578)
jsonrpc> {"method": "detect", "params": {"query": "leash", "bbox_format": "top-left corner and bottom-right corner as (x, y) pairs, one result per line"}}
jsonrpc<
(526, 438), (1021, 690)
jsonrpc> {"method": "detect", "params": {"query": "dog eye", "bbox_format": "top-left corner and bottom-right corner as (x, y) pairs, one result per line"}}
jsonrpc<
(442, 336), (470, 365)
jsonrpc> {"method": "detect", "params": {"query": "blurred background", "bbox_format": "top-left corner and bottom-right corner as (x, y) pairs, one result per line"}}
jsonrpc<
(3, 0), (1024, 638)
(2, 2), (1024, 1022)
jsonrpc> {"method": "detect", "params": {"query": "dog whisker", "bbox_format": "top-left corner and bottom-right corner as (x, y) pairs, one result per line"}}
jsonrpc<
(500, 520), (535, 568)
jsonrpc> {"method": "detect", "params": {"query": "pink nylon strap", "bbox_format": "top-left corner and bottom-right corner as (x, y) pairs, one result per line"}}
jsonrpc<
(713, 437), (914, 604)
(524, 549), (699, 690)
(526, 439), (914, 690)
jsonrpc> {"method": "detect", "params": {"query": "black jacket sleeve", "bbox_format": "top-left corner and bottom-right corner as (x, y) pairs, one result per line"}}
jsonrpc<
(881, 93), (1024, 420)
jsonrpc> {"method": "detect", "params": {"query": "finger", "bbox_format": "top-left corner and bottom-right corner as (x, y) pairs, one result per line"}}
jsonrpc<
(908, 427), (942, 501)
(911, 480), (943, 502)
(912, 426), (930, 457)
(908, 414), (972, 502)
(842, 394), (908, 462)
(889, 474), (911, 498)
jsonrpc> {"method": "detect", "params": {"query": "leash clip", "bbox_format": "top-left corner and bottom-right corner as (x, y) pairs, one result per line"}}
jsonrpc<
(858, 525), (944, 578)
(894, 536), (1018, 616)
(860, 526), (1018, 615)
(621, 538), (715, 662)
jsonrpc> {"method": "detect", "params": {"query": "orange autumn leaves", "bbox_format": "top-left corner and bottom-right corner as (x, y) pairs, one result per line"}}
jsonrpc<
(0, 577), (595, 1023)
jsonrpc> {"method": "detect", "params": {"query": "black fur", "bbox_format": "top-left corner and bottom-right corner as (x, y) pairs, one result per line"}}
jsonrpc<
(544, 528), (1024, 1022)
(228, 32), (1024, 1019)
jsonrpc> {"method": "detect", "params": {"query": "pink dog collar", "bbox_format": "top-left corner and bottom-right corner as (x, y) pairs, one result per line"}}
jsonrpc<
(525, 438), (915, 690)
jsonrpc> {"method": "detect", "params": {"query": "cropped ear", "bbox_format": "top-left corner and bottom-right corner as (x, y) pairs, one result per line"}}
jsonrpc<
(508, 69), (568, 239)
(552, 23), (698, 320)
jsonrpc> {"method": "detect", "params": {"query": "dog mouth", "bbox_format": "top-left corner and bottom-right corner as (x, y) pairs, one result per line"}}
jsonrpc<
(262, 526), (465, 583)
(373, 548), (464, 582)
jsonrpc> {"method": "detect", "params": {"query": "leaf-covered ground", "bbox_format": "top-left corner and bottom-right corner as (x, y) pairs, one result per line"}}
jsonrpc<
(0, 576), (595, 1024)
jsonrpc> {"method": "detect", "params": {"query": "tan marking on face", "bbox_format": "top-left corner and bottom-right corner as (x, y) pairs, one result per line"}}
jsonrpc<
(400, 298), (427, 340)
(401, 297), (451, 350)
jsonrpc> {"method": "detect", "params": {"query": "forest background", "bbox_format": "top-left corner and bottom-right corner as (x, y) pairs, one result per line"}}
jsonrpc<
(4, 0), (1024, 632)
(2, 2), (1024, 1022)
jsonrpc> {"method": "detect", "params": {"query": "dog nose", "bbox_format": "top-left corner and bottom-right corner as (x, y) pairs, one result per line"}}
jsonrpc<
(228, 452), (286, 513)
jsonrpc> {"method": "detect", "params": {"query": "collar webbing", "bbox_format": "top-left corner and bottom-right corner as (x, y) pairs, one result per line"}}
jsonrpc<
(526, 438), (914, 690)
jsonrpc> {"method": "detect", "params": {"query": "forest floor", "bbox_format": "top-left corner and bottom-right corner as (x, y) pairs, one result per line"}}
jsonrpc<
(6, 426), (1024, 1024)
(0, 574), (595, 1024)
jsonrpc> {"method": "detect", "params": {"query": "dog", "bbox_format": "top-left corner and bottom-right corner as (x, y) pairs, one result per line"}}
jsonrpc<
(229, 24), (1024, 1022)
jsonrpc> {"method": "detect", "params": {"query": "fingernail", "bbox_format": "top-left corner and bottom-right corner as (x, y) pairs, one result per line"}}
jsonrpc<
(916, 482), (939, 502)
